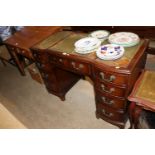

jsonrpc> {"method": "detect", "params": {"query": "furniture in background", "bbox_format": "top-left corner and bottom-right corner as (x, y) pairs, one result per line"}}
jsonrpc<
(0, 45), (12, 66)
(4, 26), (62, 75)
(128, 70), (155, 128)
(31, 31), (149, 128)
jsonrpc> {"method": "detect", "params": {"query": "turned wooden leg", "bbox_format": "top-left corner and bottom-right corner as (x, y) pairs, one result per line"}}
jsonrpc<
(133, 106), (142, 129)
(6, 46), (26, 76)
(128, 102), (136, 129)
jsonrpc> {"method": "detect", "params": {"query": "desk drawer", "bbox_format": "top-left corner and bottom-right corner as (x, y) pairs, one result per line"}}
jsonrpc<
(49, 55), (68, 67)
(95, 81), (126, 97)
(95, 90), (127, 110)
(68, 60), (91, 75)
(96, 103), (125, 122)
(94, 68), (127, 86)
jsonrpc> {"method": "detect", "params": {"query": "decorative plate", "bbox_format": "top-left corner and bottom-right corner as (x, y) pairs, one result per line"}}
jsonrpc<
(96, 44), (125, 60)
(90, 30), (110, 39)
(75, 47), (98, 54)
(74, 37), (101, 51)
(108, 32), (140, 47)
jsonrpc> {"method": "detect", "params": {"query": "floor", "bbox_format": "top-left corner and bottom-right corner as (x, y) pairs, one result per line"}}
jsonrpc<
(0, 54), (155, 129)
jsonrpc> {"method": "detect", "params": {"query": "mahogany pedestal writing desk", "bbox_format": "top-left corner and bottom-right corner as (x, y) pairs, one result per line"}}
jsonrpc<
(4, 26), (62, 75)
(128, 70), (155, 128)
(31, 31), (149, 128)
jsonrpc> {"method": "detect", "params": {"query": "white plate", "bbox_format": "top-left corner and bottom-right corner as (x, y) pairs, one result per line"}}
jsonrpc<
(90, 30), (110, 39)
(96, 44), (125, 60)
(74, 37), (101, 51)
(75, 47), (98, 54)
(108, 32), (140, 47)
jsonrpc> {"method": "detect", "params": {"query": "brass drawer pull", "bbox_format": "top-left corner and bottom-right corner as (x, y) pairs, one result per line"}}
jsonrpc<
(71, 62), (84, 70)
(79, 64), (84, 69)
(101, 84), (115, 94)
(71, 61), (76, 68)
(100, 72), (116, 82)
(101, 97), (114, 106)
(59, 58), (63, 62)
(102, 109), (113, 117)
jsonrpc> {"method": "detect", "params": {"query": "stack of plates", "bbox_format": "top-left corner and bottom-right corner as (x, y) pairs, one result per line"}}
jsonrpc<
(90, 30), (110, 42)
(74, 37), (101, 54)
(96, 44), (125, 60)
(108, 32), (140, 47)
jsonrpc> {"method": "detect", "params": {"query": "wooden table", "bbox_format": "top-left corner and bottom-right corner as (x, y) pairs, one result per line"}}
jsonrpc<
(128, 70), (155, 128)
(4, 26), (62, 75)
(31, 31), (149, 128)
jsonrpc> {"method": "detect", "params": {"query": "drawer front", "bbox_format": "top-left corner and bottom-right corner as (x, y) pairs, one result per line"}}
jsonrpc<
(95, 90), (127, 110)
(95, 81), (126, 97)
(94, 68), (127, 86)
(36, 62), (52, 73)
(49, 55), (68, 68)
(96, 103), (125, 122)
(68, 60), (91, 75)
(33, 52), (49, 63)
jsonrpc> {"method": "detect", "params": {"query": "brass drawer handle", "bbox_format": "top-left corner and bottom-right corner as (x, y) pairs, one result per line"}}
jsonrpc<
(101, 84), (115, 94)
(71, 62), (84, 70)
(101, 97), (114, 106)
(100, 72), (116, 82)
(102, 109), (113, 117)
(79, 64), (84, 69)
(71, 61), (76, 68)
(59, 58), (63, 62)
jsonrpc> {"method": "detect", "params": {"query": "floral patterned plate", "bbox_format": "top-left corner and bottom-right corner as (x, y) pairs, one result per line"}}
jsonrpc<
(96, 44), (125, 60)
(90, 30), (110, 39)
(74, 37), (101, 51)
(108, 32), (140, 47)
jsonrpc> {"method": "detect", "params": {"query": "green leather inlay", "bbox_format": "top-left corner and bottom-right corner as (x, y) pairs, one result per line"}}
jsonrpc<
(49, 33), (88, 53)
(135, 71), (155, 103)
(34, 31), (72, 49)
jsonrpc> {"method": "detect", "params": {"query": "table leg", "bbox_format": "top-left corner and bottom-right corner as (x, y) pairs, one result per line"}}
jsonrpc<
(7, 47), (26, 76)
(134, 106), (143, 129)
(128, 102), (136, 129)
